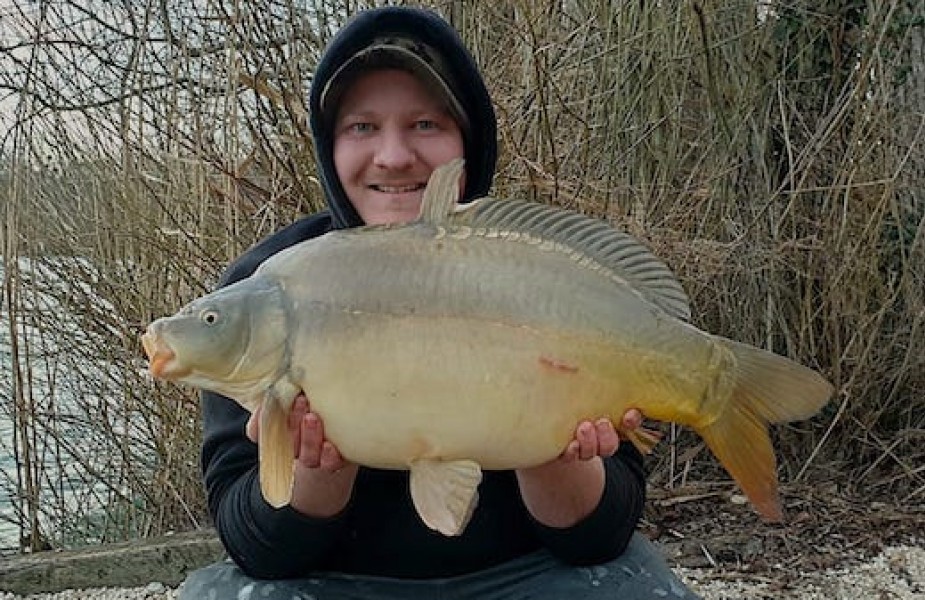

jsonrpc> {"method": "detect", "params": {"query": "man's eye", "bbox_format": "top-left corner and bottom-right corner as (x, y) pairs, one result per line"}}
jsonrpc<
(349, 122), (373, 133)
(415, 120), (438, 130)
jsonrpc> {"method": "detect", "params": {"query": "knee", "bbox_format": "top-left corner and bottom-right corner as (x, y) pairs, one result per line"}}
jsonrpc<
(178, 560), (245, 600)
(596, 533), (701, 599)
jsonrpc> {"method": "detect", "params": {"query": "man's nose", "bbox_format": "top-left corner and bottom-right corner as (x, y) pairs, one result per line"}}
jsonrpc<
(373, 130), (415, 170)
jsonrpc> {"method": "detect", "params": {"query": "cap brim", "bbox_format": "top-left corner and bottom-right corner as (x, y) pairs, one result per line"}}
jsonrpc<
(319, 43), (470, 134)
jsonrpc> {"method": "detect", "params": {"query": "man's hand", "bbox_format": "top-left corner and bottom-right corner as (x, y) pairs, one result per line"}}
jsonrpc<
(556, 409), (642, 464)
(246, 394), (357, 517)
(516, 408), (643, 528)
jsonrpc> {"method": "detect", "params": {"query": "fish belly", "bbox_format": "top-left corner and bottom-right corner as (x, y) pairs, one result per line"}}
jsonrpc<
(296, 312), (699, 471)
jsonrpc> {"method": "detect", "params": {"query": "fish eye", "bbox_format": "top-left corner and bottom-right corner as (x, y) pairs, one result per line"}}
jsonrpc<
(201, 310), (220, 325)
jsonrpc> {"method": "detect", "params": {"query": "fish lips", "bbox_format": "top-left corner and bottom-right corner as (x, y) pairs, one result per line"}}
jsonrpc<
(141, 326), (183, 379)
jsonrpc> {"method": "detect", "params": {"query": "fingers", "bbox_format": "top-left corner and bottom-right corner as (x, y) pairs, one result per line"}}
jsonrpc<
(622, 408), (643, 431)
(298, 412), (323, 466)
(594, 419), (621, 456)
(578, 420), (620, 460)
(568, 409), (644, 461)
(289, 395), (309, 455)
(562, 418), (621, 463)
(575, 421), (597, 461)
(319, 440), (347, 472)
(289, 395), (309, 431)
(297, 412), (347, 473)
(247, 393), (348, 476)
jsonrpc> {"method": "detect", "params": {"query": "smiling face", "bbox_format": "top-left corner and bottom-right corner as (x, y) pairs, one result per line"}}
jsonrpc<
(333, 69), (465, 225)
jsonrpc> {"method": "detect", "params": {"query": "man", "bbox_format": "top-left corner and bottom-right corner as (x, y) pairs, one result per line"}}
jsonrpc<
(180, 6), (699, 599)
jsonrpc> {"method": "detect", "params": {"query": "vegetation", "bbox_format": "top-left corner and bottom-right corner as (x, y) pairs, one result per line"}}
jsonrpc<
(0, 0), (922, 554)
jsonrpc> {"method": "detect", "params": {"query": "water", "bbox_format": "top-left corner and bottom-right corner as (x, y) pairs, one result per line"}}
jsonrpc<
(0, 386), (17, 549)
(0, 256), (152, 553)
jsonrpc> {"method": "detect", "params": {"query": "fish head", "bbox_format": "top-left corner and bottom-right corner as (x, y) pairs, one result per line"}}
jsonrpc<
(142, 277), (290, 400)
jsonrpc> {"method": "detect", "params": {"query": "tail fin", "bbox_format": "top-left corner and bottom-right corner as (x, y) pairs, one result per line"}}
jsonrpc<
(697, 339), (833, 521)
(258, 392), (295, 508)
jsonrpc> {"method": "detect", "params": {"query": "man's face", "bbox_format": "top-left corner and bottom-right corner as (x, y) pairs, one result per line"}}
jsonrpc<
(333, 69), (465, 225)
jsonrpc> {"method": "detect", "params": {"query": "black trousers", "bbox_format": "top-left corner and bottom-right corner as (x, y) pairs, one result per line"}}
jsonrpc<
(178, 532), (700, 599)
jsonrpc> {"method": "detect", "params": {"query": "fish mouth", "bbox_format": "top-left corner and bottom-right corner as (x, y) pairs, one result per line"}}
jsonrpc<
(141, 329), (180, 379)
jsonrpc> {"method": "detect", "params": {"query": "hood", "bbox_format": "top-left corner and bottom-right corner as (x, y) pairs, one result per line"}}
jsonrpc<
(308, 6), (498, 229)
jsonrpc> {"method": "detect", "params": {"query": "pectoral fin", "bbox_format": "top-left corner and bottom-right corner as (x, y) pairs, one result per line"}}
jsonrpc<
(258, 393), (295, 508)
(409, 459), (482, 536)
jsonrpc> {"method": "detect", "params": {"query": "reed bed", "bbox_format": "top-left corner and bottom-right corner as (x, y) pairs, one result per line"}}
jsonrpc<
(0, 0), (922, 553)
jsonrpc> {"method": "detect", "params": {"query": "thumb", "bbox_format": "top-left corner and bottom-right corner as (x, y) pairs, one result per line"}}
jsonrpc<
(622, 409), (643, 431)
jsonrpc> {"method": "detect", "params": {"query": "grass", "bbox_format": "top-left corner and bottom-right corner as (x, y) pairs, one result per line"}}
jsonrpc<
(0, 0), (922, 553)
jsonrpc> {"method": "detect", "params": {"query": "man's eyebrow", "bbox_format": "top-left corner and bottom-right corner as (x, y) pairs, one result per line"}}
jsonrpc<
(336, 110), (374, 122)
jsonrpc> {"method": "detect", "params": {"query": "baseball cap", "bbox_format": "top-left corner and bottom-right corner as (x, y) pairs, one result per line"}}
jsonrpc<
(318, 36), (471, 137)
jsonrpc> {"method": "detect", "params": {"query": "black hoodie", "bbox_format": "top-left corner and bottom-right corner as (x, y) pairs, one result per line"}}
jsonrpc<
(199, 6), (645, 580)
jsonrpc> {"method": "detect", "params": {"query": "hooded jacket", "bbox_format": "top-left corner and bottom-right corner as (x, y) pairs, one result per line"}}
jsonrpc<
(199, 6), (645, 580)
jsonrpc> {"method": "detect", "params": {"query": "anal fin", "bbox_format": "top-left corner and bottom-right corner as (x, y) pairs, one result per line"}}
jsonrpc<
(409, 459), (482, 536)
(622, 425), (664, 455)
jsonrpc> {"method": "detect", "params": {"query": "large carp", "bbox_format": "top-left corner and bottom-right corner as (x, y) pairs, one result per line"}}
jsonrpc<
(142, 159), (832, 536)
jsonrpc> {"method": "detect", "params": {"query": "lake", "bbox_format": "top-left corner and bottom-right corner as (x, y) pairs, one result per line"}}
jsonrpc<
(0, 257), (159, 554)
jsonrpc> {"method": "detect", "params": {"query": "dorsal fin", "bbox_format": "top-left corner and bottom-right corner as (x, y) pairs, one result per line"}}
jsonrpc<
(418, 158), (465, 223)
(450, 197), (691, 322)
(417, 160), (690, 321)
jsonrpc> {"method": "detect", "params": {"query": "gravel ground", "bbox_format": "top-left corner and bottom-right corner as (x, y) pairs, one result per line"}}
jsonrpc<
(1, 543), (921, 600)
(680, 544), (925, 599)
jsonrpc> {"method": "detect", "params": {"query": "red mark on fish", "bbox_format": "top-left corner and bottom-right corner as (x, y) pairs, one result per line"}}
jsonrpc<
(538, 355), (579, 374)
